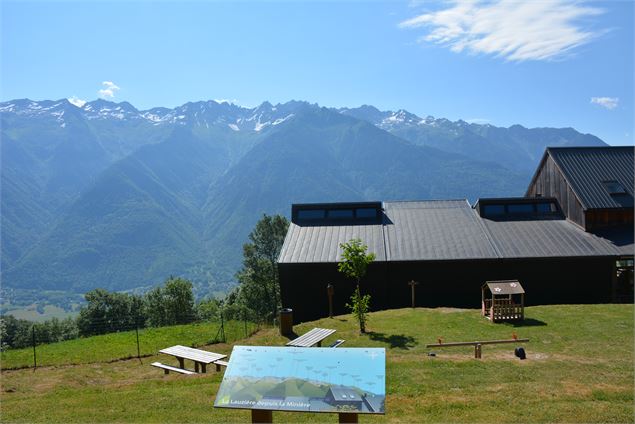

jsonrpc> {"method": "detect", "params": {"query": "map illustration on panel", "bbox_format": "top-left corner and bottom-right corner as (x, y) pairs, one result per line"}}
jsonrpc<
(214, 346), (386, 414)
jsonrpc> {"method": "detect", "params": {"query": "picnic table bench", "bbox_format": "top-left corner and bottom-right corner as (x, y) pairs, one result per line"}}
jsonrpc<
(159, 345), (227, 373)
(286, 327), (336, 347)
(151, 361), (196, 375)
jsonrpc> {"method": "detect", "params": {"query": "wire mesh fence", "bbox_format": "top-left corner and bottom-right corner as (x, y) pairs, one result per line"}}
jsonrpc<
(0, 311), (264, 370)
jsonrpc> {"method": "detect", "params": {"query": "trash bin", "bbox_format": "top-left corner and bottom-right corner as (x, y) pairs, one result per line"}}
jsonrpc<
(279, 308), (293, 336)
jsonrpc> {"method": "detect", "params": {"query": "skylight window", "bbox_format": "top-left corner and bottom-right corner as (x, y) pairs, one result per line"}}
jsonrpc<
(297, 209), (324, 220)
(536, 202), (556, 213)
(478, 199), (560, 219)
(356, 208), (378, 219)
(507, 204), (534, 214)
(327, 209), (354, 219)
(603, 180), (627, 195)
(482, 204), (505, 215)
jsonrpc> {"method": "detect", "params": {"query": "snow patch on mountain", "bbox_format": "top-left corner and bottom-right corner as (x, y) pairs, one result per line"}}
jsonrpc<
(272, 114), (294, 125)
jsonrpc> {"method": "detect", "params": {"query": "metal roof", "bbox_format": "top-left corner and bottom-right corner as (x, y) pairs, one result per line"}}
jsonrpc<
(590, 225), (634, 256)
(480, 215), (620, 258)
(383, 200), (498, 261)
(278, 199), (622, 264)
(278, 222), (385, 263)
(484, 280), (525, 295)
(541, 147), (634, 210)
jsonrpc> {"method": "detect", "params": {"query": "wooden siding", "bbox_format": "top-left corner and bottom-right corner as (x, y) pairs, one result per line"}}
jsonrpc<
(527, 155), (586, 228)
(586, 209), (634, 231)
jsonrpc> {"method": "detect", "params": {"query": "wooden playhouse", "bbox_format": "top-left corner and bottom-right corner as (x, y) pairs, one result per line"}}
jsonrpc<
(481, 280), (525, 322)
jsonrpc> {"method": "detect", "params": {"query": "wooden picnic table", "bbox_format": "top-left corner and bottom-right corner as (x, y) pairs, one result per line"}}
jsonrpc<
(286, 327), (336, 347)
(159, 345), (227, 373)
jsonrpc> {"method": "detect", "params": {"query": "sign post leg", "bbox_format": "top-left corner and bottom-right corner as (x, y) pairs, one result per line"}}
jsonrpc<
(338, 413), (358, 423)
(251, 409), (272, 423)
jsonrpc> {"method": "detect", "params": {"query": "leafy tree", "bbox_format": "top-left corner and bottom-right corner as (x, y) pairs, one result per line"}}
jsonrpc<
(145, 276), (196, 327)
(34, 317), (79, 344)
(196, 297), (222, 321)
(1, 315), (80, 349)
(338, 238), (376, 333)
(0, 315), (32, 350)
(77, 289), (144, 336)
(235, 214), (289, 322)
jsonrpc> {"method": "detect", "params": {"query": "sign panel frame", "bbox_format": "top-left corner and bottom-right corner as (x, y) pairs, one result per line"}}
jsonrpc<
(214, 346), (386, 415)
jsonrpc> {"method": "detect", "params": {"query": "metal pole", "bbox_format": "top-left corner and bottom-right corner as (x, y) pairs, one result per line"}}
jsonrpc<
(244, 310), (248, 338)
(220, 310), (226, 343)
(32, 326), (37, 369)
(135, 324), (141, 359)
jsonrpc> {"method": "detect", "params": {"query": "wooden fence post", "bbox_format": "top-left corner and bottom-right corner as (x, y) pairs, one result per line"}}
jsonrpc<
(408, 280), (419, 308)
(327, 284), (334, 318)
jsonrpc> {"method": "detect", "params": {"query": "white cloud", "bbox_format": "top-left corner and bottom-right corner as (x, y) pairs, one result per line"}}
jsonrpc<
(591, 97), (619, 110)
(400, 0), (605, 62)
(98, 81), (120, 98)
(68, 96), (86, 108)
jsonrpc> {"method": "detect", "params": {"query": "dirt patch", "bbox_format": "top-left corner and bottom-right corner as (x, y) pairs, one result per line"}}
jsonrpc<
(433, 307), (469, 314)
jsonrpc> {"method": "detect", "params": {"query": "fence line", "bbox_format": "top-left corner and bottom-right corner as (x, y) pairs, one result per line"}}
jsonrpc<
(2, 313), (264, 370)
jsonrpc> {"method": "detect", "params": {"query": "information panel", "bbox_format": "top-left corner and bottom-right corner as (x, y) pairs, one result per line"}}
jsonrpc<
(214, 346), (385, 414)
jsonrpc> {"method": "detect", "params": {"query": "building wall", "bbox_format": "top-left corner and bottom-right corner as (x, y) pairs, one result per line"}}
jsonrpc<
(527, 155), (586, 228)
(279, 256), (615, 323)
(585, 209), (634, 231)
(279, 261), (389, 324)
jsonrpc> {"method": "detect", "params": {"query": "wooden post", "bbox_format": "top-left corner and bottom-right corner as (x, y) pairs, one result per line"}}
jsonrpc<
(194, 362), (200, 373)
(611, 259), (618, 302)
(521, 293), (525, 320)
(408, 280), (419, 308)
(339, 413), (359, 423)
(474, 343), (482, 359)
(327, 284), (334, 318)
(251, 409), (272, 423)
(178, 358), (185, 369)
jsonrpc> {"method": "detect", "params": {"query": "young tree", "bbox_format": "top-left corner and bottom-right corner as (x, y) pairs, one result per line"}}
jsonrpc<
(235, 214), (289, 322)
(338, 238), (376, 333)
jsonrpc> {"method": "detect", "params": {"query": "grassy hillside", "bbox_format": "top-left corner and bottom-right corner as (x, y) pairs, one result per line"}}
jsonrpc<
(1, 305), (632, 423)
(1, 320), (258, 369)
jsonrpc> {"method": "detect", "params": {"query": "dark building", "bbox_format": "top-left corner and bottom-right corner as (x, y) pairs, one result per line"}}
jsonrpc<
(278, 147), (634, 323)
(526, 146), (633, 234)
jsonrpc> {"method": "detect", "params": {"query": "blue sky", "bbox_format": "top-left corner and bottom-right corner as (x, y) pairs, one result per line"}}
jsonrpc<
(1, 1), (633, 145)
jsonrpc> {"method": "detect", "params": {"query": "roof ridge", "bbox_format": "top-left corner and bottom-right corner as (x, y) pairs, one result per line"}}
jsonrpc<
(470, 208), (503, 259)
(548, 146), (633, 151)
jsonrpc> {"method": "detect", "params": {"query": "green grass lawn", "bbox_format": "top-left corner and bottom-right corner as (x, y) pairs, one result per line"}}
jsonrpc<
(1, 305), (633, 423)
(1, 320), (258, 369)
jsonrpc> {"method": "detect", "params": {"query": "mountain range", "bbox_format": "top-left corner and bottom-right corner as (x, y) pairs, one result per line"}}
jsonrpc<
(0, 98), (606, 306)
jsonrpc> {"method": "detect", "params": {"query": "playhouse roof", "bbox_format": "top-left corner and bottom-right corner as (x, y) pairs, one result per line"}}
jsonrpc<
(483, 280), (525, 295)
